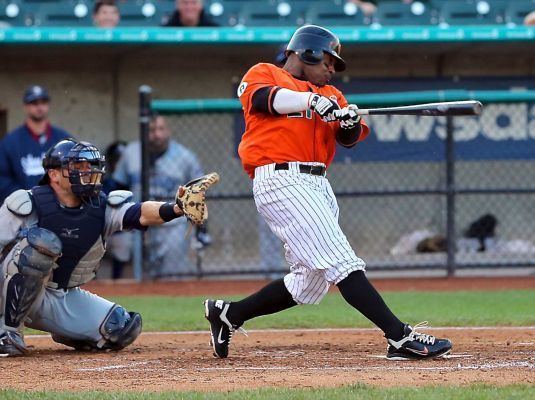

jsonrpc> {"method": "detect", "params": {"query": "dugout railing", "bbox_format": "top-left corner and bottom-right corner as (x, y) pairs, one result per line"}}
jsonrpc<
(137, 88), (535, 279)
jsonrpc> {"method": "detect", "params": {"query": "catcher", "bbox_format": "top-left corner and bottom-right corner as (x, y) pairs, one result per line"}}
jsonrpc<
(0, 139), (218, 356)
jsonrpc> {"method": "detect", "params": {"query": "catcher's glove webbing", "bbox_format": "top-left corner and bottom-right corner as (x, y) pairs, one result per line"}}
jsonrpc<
(175, 172), (220, 225)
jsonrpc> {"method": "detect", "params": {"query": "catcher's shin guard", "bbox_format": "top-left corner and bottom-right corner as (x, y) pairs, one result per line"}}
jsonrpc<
(52, 305), (142, 351)
(2, 228), (62, 332)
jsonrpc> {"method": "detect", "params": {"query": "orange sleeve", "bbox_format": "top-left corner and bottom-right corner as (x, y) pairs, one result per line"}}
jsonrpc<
(237, 63), (277, 114)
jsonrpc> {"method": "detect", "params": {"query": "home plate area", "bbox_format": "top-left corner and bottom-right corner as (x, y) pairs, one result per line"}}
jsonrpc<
(1, 327), (533, 392)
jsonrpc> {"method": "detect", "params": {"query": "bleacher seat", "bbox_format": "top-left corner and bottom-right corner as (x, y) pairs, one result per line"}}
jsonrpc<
(156, 0), (177, 26)
(34, 3), (92, 26)
(118, 2), (161, 27)
(305, 1), (369, 27)
(2, 0), (532, 28)
(374, 1), (435, 26)
(504, 0), (535, 26)
(206, 1), (244, 26)
(1, 0), (20, 26)
(239, 2), (298, 27)
(438, 0), (501, 26)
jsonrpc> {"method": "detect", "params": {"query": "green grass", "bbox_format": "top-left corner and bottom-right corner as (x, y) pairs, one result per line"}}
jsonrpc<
(0, 384), (532, 400)
(99, 290), (535, 332)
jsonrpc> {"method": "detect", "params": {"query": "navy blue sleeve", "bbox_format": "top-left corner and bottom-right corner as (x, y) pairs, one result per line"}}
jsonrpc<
(122, 203), (148, 231)
(0, 135), (23, 204)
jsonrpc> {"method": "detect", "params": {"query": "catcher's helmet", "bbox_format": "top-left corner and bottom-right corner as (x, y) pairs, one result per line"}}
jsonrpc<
(285, 25), (346, 72)
(40, 139), (105, 199)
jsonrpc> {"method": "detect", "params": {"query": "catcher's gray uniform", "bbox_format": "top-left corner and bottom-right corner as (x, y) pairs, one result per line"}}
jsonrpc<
(0, 187), (141, 351)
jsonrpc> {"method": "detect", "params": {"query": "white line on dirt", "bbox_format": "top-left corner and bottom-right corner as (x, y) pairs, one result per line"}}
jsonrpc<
(77, 361), (150, 372)
(75, 360), (534, 373)
(183, 361), (534, 372)
(26, 325), (535, 339)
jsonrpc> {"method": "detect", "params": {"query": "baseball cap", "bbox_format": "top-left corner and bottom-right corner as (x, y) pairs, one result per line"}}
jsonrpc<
(23, 85), (50, 104)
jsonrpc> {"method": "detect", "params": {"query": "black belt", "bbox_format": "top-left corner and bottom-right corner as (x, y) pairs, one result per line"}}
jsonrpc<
(274, 163), (326, 176)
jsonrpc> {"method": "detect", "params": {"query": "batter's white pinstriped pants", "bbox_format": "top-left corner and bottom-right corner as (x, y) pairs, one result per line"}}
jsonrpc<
(253, 162), (366, 305)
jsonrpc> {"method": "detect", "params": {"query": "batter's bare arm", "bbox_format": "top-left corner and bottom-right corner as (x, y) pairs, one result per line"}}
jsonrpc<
(252, 87), (340, 121)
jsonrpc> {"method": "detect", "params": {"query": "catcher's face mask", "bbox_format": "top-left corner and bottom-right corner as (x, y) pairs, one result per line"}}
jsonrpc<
(61, 143), (105, 201)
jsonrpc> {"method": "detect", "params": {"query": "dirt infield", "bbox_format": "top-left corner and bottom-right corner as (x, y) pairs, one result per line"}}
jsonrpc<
(2, 277), (533, 393)
(85, 276), (535, 297)
(3, 327), (534, 392)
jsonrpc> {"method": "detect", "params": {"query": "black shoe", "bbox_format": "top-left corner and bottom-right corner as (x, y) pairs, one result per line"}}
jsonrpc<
(0, 330), (29, 357)
(204, 299), (246, 359)
(386, 322), (452, 360)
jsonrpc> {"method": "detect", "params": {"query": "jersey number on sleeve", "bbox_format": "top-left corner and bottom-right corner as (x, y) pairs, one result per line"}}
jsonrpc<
(287, 110), (313, 119)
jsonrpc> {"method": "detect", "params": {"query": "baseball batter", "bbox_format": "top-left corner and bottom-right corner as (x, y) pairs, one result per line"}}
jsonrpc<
(205, 25), (452, 360)
(0, 139), (216, 356)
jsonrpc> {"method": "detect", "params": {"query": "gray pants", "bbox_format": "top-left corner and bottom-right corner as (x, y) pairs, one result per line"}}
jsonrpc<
(27, 287), (114, 342)
(1, 244), (114, 342)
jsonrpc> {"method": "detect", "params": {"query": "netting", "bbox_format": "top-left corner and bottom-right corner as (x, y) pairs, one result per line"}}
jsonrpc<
(141, 98), (535, 277)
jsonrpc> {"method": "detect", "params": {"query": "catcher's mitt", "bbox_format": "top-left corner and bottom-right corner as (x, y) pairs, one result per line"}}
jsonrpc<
(175, 172), (220, 225)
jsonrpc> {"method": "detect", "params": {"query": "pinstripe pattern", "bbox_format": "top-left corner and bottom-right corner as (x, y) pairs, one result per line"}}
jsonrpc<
(253, 162), (365, 305)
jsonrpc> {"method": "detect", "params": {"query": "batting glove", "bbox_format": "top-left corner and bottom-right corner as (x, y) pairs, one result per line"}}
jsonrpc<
(309, 94), (340, 122)
(335, 104), (362, 129)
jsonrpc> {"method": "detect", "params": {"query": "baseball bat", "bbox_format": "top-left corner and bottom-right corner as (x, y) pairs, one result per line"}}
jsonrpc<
(355, 100), (483, 116)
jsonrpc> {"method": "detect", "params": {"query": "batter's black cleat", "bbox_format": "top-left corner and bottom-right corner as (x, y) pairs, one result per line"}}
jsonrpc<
(204, 299), (246, 359)
(386, 322), (452, 361)
(0, 330), (29, 357)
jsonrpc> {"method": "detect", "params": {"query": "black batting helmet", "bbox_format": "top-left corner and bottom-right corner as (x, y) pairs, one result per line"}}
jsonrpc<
(285, 25), (346, 72)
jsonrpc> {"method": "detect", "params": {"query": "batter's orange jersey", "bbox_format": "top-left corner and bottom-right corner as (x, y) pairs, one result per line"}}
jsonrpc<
(237, 63), (369, 178)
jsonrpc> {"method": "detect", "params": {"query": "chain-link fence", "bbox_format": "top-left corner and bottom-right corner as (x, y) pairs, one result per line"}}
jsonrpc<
(138, 89), (535, 278)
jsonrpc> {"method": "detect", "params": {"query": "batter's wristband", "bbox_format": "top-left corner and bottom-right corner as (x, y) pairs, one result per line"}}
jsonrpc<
(159, 202), (180, 222)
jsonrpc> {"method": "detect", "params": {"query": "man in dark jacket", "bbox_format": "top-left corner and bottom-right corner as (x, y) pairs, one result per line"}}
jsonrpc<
(0, 85), (72, 204)
(163, 0), (218, 27)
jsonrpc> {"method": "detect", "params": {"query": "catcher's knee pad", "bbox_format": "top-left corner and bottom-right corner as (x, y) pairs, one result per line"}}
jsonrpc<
(2, 227), (62, 329)
(16, 227), (63, 276)
(98, 305), (142, 350)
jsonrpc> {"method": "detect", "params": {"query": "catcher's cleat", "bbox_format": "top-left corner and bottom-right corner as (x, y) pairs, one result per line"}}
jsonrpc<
(204, 299), (246, 359)
(386, 322), (452, 361)
(0, 330), (29, 357)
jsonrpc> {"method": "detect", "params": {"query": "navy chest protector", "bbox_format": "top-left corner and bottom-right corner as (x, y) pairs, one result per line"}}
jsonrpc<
(31, 185), (106, 289)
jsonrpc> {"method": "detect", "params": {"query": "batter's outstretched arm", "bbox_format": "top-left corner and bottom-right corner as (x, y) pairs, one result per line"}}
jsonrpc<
(252, 87), (339, 121)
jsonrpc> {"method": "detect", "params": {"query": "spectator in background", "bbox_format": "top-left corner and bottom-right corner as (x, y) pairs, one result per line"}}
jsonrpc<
(0, 85), (72, 204)
(93, 0), (120, 28)
(102, 141), (131, 280)
(350, 0), (377, 16)
(112, 115), (206, 278)
(525, 11), (535, 25)
(163, 0), (218, 27)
